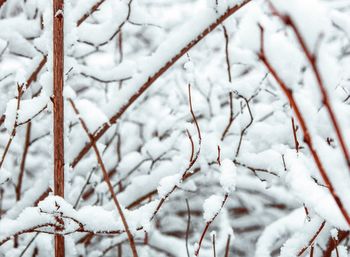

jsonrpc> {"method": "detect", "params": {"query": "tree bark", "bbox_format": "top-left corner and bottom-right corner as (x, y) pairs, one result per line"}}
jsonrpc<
(53, 0), (65, 257)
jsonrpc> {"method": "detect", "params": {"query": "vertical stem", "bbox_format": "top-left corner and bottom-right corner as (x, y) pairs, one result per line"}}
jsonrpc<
(53, 0), (65, 257)
(16, 122), (31, 201)
(224, 234), (231, 257)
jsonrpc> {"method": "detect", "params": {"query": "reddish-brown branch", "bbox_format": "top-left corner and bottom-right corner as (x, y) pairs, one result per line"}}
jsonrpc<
(0, 85), (23, 169)
(224, 234), (231, 257)
(149, 84), (202, 221)
(34, 188), (52, 207)
(310, 245), (314, 257)
(297, 221), (326, 256)
(186, 129), (195, 163)
(259, 25), (350, 226)
(0, 115), (4, 127)
(53, 0), (65, 256)
(71, 0), (251, 168)
(217, 145), (221, 165)
(0, 224), (57, 246)
(76, 0), (106, 26)
(195, 194), (229, 256)
(272, 7), (350, 171)
(0, 1), (110, 129)
(303, 203), (311, 222)
(127, 167), (201, 209)
(323, 231), (349, 257)
(16, 122), (31, 201)
(0, 0), (6, 8)
(27, 56), (47, 90)
(68, 99), (139, 257)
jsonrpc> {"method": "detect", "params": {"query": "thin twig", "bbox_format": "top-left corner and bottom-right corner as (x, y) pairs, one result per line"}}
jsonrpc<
(68, 98), (139, 257)
(221, 25), (234, 140)
(291, 117), (300, 153)
(16, 122), (31, 201)
(224, 235), (231, 257)
(0, 84), (23, 169)
(259, 24), (350, 226)
(71, 0), (252, 168)
(76, 0), (106, 26)
(149, 84), (202, 221)
(195, 194), (229, 256)
(271, 3), (350, 171)
(187, 129), (194, 163)
(73, 166), (96, 208)
(18, 233), (39, 257)
(212, 233), (217, 257)
(297, 221), (326, 256)
(235, 94), (254, 157)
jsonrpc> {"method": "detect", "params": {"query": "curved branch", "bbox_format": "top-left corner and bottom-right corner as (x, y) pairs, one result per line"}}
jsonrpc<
(71, 0), (252, 168)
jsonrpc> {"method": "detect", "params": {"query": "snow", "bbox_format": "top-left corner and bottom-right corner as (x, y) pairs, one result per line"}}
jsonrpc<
(331, 228), (338, 240)
(5, 171), (50, 219)
(75, 99), (108, 133)
(77, 1), (128, 46)
(203, 194), (224, 222)
(2, 0), (350, 256)
(234, 4), (264, 53)
(0, 168), (10, 185)
(270, 0), (331, 53)
(331, 11), (350, 39)
(284, 151), (350, 230)
(4, 94), (49, 131)
(255, 208), (305, 257)
(78, 60), (135, 83)
(104, 0), (249, 120)
(279, 217), (326, 257)
(157, 174), (181, 198)
(264, 33), (303, 89)
(220, 159), (237, 193)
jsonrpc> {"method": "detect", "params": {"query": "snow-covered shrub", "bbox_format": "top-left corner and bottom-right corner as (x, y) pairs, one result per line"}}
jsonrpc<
(0, 0), (350, 256)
